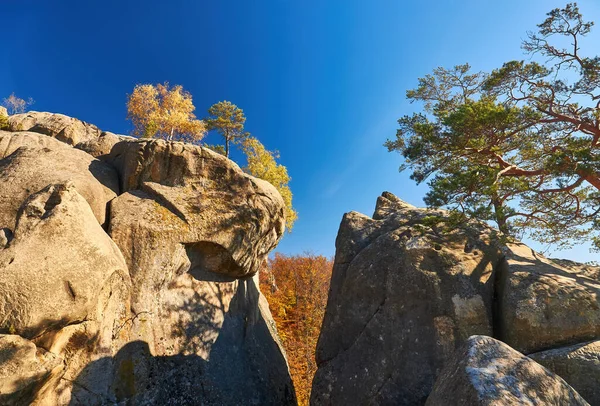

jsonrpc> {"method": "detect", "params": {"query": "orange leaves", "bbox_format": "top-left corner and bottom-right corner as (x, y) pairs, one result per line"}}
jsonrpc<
(260, 253), (333, 406)
(126, 82), (206, 141)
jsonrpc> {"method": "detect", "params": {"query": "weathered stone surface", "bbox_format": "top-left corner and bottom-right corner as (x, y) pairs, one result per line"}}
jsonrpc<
(65, 275), (295, 405)
(312, 192), (502, 406)
(77, 131), (134, 158)
(425, 335), (589, 406)
(529, 340), (600, 405)
(0, 131), (119, 228)
(8, 112), (102, 146)
(496, 243), (600, 354)
(6, 111), (132, 158)
(0, 106), (7, 118)
(0, 112), (294, 405)
(0, 335), (63, 406)
(0, 130), (76, 157)
(0, 183), (130, 339)
(313, 191), (600, 405)
(95, 139), (295, 405)
(106, 139), (285, 280)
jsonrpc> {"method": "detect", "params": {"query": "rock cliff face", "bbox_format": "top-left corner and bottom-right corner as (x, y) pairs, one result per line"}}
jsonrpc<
(0, 112), (296, 405)
(312, 192), (600, 405)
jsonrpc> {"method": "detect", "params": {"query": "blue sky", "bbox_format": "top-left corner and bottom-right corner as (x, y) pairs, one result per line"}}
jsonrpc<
(2, 1), (599, 262)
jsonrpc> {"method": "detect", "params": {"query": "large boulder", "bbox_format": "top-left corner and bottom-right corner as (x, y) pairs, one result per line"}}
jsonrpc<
(0, 131), (119, 228)
(0, 335), (63, 406)
(425, 335), (589, 406)
(495, 243), (600, 354)
(106, 139), (285, 280)
(311, 192), (503, 405)
(0, 183), (130, 339)
(529, 340), (600, 405)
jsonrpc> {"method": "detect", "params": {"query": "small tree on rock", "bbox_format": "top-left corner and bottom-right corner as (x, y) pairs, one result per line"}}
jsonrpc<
(126, 83), (206, 141)
(205, 101), (249, 157)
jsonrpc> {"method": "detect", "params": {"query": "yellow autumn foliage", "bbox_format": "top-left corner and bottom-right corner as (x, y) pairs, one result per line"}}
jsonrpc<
(242, 137), (297, 231)
(127, 83), (205, 141)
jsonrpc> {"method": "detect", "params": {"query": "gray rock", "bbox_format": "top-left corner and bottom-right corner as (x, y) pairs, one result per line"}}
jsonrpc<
(96, 139), (295, 405)
(65, 275), (295, 406)
(0, 113), (295, 406)
(312, 192), (502, 405)
(313, 192), (600, 405)
(496, 243), (600, 354)
(425, 335), (589, 406)
(529, 340), (600, 405)
(77, 131), (134, 158)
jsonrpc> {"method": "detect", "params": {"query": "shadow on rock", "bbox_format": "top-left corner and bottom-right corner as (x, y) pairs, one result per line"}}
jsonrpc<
(68, 277), (296, 406)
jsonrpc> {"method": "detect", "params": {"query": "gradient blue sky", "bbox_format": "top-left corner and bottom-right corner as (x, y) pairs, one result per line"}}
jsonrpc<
(2, 1), (599, 262)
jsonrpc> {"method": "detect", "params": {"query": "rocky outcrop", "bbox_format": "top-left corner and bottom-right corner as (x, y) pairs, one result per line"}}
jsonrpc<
(312, 192), (502, 405)
(529, 340), (600, 405)
(425, 335), (589, 406)
(105, 139), (285, 281)
(0, 113), (295, 405)
(312, 192), (600, 405)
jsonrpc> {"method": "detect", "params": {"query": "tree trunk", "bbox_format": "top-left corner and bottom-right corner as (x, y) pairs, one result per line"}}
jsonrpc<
(492, 196), (510, 236)
(583, 174), (600, 191)
(225, 138), (230, 158)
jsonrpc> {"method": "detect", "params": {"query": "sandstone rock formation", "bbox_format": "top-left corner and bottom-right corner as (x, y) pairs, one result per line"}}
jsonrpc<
(0, 112), (295, 405)
(425, 335), (589, 406)
(312, 192), (600, 405)
(0, 183), (130, 339)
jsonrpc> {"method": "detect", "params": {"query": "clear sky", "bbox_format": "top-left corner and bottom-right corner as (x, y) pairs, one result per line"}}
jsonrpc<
(2, 0), (599, 262)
